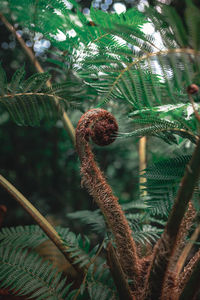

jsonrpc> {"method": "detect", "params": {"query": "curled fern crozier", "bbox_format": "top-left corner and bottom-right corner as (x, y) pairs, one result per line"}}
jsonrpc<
(76, 108), (140, 291)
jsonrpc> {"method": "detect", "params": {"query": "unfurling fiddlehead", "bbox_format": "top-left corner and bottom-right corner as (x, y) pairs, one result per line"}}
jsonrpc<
(76, 108), (140, 292)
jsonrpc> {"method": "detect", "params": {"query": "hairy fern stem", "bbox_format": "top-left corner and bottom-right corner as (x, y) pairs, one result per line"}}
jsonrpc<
(76, 108), (140, 292)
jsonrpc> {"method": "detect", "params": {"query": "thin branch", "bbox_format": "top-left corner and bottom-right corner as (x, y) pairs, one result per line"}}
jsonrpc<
(0, 91), (74, 103)
(0, 174), (83, 278)
(0, 13), (75, 145)
(145, 137), (200, 299)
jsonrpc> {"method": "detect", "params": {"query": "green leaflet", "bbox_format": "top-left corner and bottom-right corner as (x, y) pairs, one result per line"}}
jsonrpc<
(9, 65), (26, 93)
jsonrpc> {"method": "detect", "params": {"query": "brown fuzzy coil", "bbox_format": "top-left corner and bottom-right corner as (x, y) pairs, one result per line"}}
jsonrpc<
(187, 84), (199, 95)
(78, 108), (118, 146)
(76, 108), (140, 294)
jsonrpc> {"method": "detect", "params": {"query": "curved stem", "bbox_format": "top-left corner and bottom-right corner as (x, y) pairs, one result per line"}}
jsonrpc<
(0, 174), (82, 278)
(76, 109), (140, 292)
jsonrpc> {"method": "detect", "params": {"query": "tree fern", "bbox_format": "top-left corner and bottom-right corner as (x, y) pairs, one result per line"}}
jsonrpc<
(0, 1), (200, 299)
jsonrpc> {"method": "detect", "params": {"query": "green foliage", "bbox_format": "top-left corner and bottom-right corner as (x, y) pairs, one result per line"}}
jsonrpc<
(185, 0), (200, 50)
(85, 263), (117, 300)
(0, 246), (72, 299)
(0, 225), (99, 268)
(0, 64), (92, 126)
(118, 104), (198, 144)
(0, 225), (117, 299)
(141, 155), (193, 216)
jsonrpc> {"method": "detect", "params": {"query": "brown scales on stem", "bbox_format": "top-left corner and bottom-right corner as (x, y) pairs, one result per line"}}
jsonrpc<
(75, 108), (140, 293)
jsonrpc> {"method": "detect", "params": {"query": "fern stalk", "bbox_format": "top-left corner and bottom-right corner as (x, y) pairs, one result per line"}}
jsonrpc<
(0, 174), (82, 277)
(76, 109), (140, 292)
(145, 137), (200, 299)
(0, 13), (75, 145)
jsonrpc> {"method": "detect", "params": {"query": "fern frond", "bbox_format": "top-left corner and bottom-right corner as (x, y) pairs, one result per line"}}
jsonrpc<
(64, 232), (99, 268)
(0, 65), (88, 126)
(82, 48), (200, 108)
(126, 213), (162, 245)
(0, 225), (47, 249)
(118, 123), (196, 144)
(144, 155), (191, 180)
(141, 155), (193, 216)
(118, 101), (199, 144)
(0, 246), (71, 299)
(0, 225), (99, 269)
